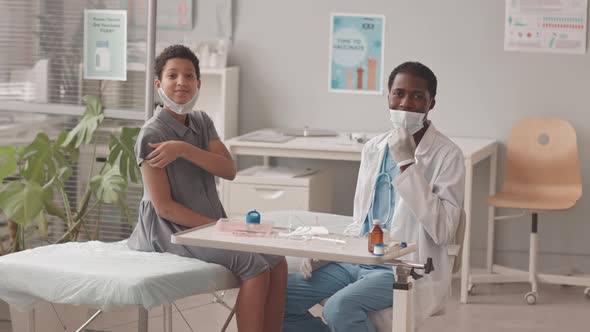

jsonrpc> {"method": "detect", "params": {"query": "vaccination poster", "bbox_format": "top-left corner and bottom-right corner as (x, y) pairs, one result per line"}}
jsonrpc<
(504, 0), (588, 54)
(84, 10), (127, 81)
(329, 14), (385, 95)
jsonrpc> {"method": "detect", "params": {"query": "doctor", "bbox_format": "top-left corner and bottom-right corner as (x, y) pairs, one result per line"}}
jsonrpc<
(283, 62), (465, 332)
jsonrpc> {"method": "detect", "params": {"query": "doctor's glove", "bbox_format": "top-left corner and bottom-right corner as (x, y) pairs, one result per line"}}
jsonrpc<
(388, 128), (416, 167)
(300, 258), (330, 280)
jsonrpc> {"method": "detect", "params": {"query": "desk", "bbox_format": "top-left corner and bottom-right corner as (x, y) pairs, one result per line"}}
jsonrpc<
(225, 129), (499, 304)
(172, 211), (420, 332)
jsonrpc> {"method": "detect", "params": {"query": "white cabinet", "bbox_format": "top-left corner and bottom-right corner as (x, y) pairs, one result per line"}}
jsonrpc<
(222, 167), (332, 218)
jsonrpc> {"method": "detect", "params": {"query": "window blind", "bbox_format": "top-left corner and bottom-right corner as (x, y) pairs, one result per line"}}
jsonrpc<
(0, 0), (147, 113)
(0, 0), (148, 246)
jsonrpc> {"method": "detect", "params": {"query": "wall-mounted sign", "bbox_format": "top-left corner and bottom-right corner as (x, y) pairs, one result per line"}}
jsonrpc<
(84, 10), (127, 81)
(329, 14), (385, 94)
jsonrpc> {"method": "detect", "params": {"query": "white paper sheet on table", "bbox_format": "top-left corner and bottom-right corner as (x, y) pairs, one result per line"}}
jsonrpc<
(0, 241), (240, 311)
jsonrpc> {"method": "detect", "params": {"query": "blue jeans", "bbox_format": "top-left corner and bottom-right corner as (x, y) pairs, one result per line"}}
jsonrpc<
(283, 263), (395, 332)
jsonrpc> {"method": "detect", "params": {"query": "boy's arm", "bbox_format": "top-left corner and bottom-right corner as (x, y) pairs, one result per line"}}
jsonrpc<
(184, 138), (237, 180)
(145, 139), (237, 180)
(141, 162), (217, 227)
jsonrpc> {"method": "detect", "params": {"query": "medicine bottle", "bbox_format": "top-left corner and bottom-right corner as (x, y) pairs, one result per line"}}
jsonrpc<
(368, 219), (384, 253)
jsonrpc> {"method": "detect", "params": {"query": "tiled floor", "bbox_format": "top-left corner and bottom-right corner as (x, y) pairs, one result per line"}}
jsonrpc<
(2, 279), (589, 331)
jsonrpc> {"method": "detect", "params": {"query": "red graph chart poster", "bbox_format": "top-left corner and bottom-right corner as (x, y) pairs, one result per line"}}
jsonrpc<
(505, 0), (587, 54)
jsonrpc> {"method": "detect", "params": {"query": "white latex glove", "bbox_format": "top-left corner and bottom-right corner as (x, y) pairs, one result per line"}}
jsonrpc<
(300, 258), (330, 280)
(388, 128), (417, 167)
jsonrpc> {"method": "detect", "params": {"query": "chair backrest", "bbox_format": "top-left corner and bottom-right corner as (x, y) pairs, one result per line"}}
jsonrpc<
(503, 118), (582, 201)
(450, 209), (466, 274)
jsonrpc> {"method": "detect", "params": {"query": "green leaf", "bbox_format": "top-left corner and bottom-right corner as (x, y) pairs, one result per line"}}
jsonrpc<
(44, 200), (66, 220)
(53, 131), (78, 179)
(19, 132), (75, 186)
(20, 133), (53, 183)
(0, 181), (48, 227)
(90, 165), (127, 204)
(0, 146), (18, 183)
(108, 127), (141, 183)
(62, 95), (105, 148)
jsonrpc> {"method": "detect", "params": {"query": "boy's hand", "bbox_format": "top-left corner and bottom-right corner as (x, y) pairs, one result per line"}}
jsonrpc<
(147, 141), (190, 168)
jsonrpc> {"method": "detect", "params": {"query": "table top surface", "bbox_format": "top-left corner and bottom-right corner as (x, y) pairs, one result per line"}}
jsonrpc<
(225, 129), (497, 158)
(172, 211), (416, 265)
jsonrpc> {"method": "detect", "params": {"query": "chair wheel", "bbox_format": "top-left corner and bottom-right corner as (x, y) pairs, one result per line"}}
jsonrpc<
(584, 288), (590, 298)
(525, 292), (537, 305)
(467, 283), (475, 295)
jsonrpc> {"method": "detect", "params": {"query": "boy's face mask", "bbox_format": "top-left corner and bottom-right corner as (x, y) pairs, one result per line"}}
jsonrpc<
(388, 109), (426, 134)
(157, 87), (200, 115)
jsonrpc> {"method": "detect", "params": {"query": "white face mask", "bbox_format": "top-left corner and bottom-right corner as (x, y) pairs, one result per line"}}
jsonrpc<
(157, 87), (199, 115)
(388, 109), (426, 134)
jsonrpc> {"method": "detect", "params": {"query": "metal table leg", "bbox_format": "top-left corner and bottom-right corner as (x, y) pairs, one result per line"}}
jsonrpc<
(387, 258), (434, 332)
(392, 267), (414, 332)
(163, 303), (173, 332)
(138, 307), (148, 332)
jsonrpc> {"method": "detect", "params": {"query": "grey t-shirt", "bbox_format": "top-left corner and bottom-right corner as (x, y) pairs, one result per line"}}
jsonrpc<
(127, 106), (227, 256)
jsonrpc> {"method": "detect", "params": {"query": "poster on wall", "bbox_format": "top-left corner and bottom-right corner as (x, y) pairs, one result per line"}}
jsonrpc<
(121, 0), (193, 30)
(504, 0), (588, 54)
(329, 14), (385, 94)
(84, 10), (127, 81)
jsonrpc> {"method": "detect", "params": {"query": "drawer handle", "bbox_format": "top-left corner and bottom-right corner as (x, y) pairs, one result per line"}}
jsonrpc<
(254, 187), (285, 200)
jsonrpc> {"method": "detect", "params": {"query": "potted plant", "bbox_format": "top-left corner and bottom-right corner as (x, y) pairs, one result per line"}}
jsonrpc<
(0, 95), (141, 253)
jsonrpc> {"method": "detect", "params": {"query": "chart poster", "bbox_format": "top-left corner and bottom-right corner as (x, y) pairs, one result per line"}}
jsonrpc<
(84, 10), (127, 81)
(505, 0), (588, 54)
(329, 14), (385, 94)
(122, 0), (193, 30)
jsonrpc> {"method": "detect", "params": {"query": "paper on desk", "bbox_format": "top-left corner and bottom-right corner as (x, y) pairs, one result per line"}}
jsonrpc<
(277, 226), (330, 237)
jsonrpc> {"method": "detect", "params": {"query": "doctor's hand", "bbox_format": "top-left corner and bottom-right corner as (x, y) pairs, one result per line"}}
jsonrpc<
(300, 258), (330, 280)
(147, 141), (190, 168)
(388, 128), (416, 168)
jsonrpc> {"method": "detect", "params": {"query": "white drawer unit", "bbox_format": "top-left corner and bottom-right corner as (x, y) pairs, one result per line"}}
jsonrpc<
(221, 167), (332, 218)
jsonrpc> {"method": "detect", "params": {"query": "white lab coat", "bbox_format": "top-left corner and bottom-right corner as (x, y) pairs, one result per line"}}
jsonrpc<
(349, 123), (465, 329)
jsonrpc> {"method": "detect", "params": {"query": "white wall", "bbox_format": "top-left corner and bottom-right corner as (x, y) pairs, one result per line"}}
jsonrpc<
(226, 0), (590, 272)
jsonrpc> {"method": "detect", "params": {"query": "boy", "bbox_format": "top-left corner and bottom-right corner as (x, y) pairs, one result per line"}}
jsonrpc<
(128, 45), (287, 332)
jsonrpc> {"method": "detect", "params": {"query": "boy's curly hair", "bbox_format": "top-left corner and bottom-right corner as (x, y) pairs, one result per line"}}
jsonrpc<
(154, 44), (200, 80)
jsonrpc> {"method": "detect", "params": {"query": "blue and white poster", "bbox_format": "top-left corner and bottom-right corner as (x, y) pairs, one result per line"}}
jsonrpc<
(84, 10), (127, 81)
(329, 14), (385, 94)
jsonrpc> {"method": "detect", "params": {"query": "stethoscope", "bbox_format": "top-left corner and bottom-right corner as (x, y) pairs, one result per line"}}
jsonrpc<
(364, 149), (395, 233)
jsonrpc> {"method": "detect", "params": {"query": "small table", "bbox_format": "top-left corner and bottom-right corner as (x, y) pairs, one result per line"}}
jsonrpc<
(172, 211), (426, 332)
(225, 129), (499, 304)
